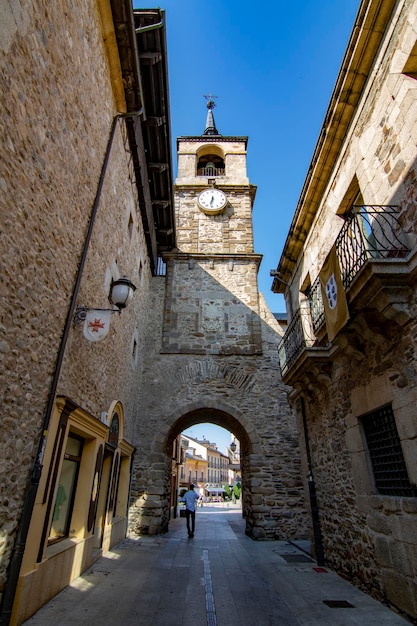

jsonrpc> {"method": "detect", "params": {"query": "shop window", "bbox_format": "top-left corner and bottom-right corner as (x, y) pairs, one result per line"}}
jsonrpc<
(49, 435), (83, 543)
(361, 404), (416, 497)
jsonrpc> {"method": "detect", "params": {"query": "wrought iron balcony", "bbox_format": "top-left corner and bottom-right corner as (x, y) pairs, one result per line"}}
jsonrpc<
(336, 204), (409, 289)
(279, 205), (411, 377)
(278, 307), (316, 377)
(308, 205), (410, 334)
(307, 276), (325, 335)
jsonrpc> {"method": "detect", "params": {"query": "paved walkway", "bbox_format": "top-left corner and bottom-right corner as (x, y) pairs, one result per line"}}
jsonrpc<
(23, 504), (409, 625)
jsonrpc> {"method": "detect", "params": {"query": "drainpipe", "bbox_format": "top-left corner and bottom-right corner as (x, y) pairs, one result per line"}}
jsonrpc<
(0, 111), (142, 625)
(300, 396), (325, 566)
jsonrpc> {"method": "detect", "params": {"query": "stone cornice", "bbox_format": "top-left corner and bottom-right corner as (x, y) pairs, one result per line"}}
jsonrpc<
(177, 136), (248, 149)
(162, 252), (263, 268)
(173, 183), (255, 193)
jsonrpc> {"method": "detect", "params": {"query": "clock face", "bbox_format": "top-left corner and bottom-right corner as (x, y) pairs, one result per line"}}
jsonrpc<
(198, 189), (227, 214)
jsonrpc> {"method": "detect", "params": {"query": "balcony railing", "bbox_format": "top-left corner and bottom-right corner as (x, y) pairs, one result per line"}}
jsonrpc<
(336, 205), (409, 289)
(278, 307), (316, 376)
(308, 205), (409, 334)
(280, 205), (410, 375)
(307, 277), (325, 334)
(197, 166), (225, 177)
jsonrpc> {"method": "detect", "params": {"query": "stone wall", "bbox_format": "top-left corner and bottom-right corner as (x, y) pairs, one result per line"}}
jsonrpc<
(128, 285), (310, 540)
(297, 290), (417, 617)
(175, 189), (254, 254)
(58, 121), (152, 432)
(161, 258), (262, 355)
(0, 0), (150, 601)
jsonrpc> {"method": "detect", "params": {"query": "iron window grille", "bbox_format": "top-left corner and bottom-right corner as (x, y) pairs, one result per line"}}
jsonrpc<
(361, 404), (416, 497)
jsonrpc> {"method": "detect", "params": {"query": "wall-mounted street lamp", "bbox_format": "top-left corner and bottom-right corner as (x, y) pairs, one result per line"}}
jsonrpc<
(230, 441), (237, 453)
(73, 276), (137, 327)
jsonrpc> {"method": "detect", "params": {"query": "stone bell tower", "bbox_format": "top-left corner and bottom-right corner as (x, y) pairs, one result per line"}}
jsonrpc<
(162, 98), (263, 355)
(131, 99), (308, 541)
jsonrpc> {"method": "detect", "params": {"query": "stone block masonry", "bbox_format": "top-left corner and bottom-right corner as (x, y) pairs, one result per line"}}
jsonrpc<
(161, 257), (263, 355)
(129, 284), (310, 541)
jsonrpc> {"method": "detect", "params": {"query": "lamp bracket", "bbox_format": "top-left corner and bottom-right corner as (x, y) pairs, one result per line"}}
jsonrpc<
(73, 305), (120, 328)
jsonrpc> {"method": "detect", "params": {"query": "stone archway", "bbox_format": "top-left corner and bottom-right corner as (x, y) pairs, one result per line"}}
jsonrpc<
(128, 396), (309, 541)
(164, 406), (254, 533)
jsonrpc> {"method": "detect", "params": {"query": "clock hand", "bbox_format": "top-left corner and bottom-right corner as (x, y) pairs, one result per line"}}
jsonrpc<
(210, 195), (214, 207)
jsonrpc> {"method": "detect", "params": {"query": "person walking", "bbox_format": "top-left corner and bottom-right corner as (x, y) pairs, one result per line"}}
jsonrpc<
(181, 484), (200, 538)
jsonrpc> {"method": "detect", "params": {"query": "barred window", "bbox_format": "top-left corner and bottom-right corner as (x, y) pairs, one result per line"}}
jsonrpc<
(361, 404), (416, 497)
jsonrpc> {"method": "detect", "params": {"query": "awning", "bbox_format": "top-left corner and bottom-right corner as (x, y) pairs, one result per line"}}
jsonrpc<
(205, 488), (226, 493)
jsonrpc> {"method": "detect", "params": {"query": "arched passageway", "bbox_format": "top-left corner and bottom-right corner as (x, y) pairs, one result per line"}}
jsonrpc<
(164, 407), (252, 530)
(128, 397), (309, 542)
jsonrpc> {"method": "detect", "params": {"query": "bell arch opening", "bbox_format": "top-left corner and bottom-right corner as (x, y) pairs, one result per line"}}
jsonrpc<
(196, 145), (225, 177)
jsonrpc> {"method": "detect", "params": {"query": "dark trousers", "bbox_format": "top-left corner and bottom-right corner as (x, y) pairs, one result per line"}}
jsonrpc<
(185, 509), (195, 535)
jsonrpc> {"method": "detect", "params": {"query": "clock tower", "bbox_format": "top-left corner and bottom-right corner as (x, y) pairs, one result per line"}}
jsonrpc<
(135, 99), (308, 542)
(162, 99), (262, 355)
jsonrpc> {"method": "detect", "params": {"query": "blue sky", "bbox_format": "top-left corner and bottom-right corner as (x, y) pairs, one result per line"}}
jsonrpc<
(134, 1), (360, 446)
(183, 424), (232, 455)
(135, 0), (361, 312)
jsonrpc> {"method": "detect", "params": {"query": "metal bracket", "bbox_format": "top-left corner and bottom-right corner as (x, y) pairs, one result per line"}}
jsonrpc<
(73, 306), (119, 328)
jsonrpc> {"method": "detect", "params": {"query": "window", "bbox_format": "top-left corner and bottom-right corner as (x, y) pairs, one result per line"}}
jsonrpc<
(361, 405), (416, 497)
(49, 435), (83, 543)
(108, 412), (119, 447)
(108, 452), (120, 515)
(132, 338), (137, 361)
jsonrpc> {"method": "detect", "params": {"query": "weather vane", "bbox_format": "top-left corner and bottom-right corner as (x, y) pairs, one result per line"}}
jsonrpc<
(203, 93), (218, 110)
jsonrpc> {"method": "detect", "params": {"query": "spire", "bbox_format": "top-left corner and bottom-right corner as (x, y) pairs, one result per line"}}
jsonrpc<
(202, 94), (221, 135)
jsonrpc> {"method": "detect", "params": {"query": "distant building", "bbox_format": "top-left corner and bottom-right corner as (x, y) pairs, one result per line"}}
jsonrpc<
(180, 436), (209, 494)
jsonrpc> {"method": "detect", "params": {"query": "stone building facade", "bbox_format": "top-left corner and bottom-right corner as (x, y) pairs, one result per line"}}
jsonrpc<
(181, 435), (209, 493)
(0, 2), (175, 624)
(272, 0), (417, 620)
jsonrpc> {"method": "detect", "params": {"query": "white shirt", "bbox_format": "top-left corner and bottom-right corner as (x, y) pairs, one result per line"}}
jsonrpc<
(182, 490), (199, 511)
